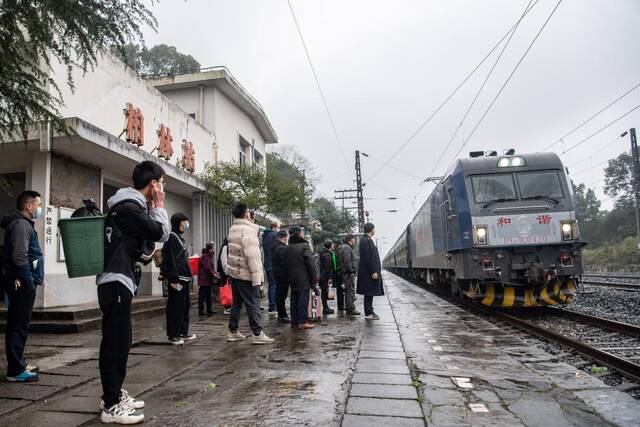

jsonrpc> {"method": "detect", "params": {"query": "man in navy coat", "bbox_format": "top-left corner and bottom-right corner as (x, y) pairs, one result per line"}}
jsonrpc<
(356, 223), (384, 319)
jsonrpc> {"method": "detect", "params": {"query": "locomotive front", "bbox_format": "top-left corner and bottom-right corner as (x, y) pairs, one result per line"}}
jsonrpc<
(453, 152), (584, 307)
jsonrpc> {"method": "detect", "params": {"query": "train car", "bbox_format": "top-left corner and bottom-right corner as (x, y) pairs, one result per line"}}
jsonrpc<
(383, 151), (585, 308)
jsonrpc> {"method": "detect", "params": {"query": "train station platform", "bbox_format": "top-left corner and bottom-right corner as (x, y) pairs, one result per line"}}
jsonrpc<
(0, 273), (638, 426)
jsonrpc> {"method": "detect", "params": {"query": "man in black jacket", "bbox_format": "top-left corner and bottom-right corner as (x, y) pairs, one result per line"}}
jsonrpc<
(318, 240), (335, 315)
(96, 161), (170, 424)
(286, 227), (318, 330)
(164, 213), (196, 345)
(357, 223), (384, 320)
(271, 230), (289, 322)
(1, 191), (45, 383)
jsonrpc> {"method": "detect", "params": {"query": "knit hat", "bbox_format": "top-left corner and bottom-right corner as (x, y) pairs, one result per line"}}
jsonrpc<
(276, 230), (288, 238)
(288, 226), (302, 237)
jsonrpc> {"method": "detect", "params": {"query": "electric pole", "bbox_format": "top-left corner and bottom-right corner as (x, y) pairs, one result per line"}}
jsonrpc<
(355, 150), (365, 233)
(622, 128), (640, 251)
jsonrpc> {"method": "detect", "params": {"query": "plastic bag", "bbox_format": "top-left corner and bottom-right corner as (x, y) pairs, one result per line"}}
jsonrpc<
(71, 199), (102, 218)
(219, 280), (233, 307)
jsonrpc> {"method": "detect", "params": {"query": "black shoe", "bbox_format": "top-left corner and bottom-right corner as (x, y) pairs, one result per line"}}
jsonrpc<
(338, 308), (346, 312)
(207, 311), (217, 316)
(323, 308), (335, 315)
(198, 310), (206, 316)
(278, 316), (291, 323)
(347, 310), (361, 316)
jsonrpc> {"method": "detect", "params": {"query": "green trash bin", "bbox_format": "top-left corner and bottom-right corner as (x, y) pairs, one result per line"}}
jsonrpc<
(58, 216), (105, 278)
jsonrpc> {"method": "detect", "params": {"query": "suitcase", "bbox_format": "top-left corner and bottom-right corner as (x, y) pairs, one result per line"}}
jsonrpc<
(308, 289), (322, 322)
(327, 282), (336, 300)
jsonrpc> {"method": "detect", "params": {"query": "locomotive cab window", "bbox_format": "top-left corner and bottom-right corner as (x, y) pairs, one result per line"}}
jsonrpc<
(446, 187), (456, 212)
(471, 174), (517, 204)
(516, 170), (564, 200)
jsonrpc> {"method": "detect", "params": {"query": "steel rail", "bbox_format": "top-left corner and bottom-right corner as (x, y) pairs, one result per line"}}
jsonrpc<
(581, 280), (640, 291)
(494, 312), (640, 383)
(545, 308), (640, 338)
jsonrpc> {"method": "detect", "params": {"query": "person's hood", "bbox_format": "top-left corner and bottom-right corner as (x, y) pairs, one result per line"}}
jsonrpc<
(320, 247), (332, 255)
(107, 187), (148, 210)
(1, 210), (31, 229)
(288, 234), (307, 245)
(274, 239), (286, 247)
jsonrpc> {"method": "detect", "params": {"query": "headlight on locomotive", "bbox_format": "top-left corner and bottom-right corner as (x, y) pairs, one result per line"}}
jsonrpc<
(474, 225), (488, 246)
(560, 220), (577, 241)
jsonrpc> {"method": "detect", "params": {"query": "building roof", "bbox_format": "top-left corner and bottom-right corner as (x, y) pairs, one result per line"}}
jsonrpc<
(148, 67), (278, 145)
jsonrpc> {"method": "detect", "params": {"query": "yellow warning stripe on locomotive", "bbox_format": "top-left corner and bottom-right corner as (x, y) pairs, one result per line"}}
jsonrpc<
(464, 279), (578, 308)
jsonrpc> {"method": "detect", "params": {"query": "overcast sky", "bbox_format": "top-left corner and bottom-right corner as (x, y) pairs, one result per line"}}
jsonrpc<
(142, 0), (640, 256)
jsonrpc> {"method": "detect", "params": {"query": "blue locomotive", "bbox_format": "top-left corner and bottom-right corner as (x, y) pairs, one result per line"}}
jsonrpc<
(383, 151), (584, 307)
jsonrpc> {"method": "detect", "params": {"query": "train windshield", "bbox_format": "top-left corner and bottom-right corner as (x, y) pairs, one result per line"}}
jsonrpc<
(471, 174), (517, 204)
(516, 170), (564, 199)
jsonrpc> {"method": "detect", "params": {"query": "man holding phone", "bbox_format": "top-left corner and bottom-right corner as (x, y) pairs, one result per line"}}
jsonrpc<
(96, 161), (170, 424)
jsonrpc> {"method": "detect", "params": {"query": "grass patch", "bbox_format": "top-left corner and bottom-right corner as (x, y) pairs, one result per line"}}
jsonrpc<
(203, 382), (217, 392)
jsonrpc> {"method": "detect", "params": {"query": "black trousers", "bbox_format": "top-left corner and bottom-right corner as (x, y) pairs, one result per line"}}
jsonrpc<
(198, 286), (214, 313)
(334, 275), (345, 311)
(166, 281), (191, 338)
(228, 279), (262, 336)
(98, 282), (133, 409)
(274, 274), (289, 318)
(290, 290), (309, 326)
(364, 295), (374, 316)
(319, 276), (330, 310)
(5, 283), (36, 377)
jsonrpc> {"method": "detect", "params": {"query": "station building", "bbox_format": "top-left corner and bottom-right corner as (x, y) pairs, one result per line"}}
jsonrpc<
(0, 53), (278, 308)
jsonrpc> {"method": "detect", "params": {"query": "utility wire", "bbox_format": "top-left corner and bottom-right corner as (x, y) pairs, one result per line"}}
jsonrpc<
(444, 0), (563, 173)
(561, 103), (640, 154)
(566, 135), (623, 168)
(287, 0), (350, 170)
(361, 152), (422, 179)
(364, 0), (540, 183)
(542, 81), (640, 152)
(427, 0), (535, 181)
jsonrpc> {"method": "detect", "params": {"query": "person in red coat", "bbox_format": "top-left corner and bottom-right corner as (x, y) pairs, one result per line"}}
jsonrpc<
(197, 242), (218, 315)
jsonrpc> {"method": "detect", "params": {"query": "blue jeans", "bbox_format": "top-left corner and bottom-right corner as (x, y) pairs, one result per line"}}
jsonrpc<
(266, 269), (277, 311)
(290, 290), (309, 326)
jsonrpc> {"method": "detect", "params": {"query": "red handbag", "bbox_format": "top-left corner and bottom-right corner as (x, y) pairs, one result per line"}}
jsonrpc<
(219, 280), (233, 307)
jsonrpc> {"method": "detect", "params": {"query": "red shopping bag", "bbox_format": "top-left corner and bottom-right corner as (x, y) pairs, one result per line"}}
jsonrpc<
(219, 280), (233, 307)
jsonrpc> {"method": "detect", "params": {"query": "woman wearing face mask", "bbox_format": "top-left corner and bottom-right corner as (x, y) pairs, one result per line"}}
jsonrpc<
(163, 213), (196, 345)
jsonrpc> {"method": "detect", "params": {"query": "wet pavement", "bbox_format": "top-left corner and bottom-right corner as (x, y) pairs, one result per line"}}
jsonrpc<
(0, 272), (639, 426)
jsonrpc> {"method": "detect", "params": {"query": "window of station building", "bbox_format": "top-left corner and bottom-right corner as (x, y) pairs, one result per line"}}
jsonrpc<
(254, 150), (264, 168)
(516, 170), (564, 199)
(471, 174), (517, 204)
(238, 134), (250, 166)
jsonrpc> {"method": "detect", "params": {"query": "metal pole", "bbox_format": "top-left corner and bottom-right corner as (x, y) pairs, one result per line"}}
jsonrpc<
(629, 128), (640, 251)
(355, 150), (365, 233)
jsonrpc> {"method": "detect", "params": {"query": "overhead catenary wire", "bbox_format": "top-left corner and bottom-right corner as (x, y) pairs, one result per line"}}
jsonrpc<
(363, 0), (541, 183)
(443, 0), (563, 173)
(542, 82), (640, 152)
(426, 0), (535, 182)
(287, 0), (350, 170)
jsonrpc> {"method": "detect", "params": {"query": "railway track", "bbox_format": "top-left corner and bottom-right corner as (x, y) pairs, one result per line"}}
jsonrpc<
(494, 308), (640, 384)
(581, 279), (640, 291)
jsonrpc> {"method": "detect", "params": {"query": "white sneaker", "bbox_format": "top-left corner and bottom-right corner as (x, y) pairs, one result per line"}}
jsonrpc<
(180, 333), (197, 341)
(249, 332), (275, 345)
(223, 308), (231, 315)
(268, 310), (278, 318)
(100, 400), (144, 424)
(227, 331), (246, 342)
(99, 389), (144, 411)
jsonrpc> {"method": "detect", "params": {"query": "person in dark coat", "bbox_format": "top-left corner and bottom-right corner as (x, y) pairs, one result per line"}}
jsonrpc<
(318, 240), (335, 315)
(271, 230), (290, 322)
(338, 234), (359, 315)
(163, 213), (196, 345)
(286, 226), (318, 330)
(357, 223), (384, 320)
(262, 220), (280, 316)
(197, 242), (218, 316)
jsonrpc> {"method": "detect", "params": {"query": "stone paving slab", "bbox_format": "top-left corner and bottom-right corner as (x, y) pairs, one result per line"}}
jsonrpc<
(351, 372), (413, 385)
(6, 410), (95, 426)
(355, 357), (410, 374)
(358, 350), (405, 360)
(43, 395), (100, 414)
(342, 414), (424, 427)
(346, 396), (422, 418)
(349, 383), (417, 400)
(0, 397), (30, 416)
(0, 383), (60, 400)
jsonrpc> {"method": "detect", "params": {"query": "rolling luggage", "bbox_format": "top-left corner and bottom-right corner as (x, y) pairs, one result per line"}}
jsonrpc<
(308, 289), (322, 322)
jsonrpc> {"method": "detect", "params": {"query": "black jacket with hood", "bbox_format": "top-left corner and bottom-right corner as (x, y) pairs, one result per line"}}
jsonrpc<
(97, 187), (169, 295)
(271, 239), (288, 283)
(162, 226), (192, 284)
(1, 210), (44, 289)
(286, 235), (318, 292)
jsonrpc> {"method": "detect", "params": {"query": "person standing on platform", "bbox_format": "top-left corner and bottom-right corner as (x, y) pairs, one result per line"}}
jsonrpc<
(2, 191), (44, 383)
(96, 161), (170, 424)
(338, 234), (359, 316)
(286, 226), (318, 330)
(318, 240), (336, 315)
(357, 223), (384, 320)
(217, 238), (231, 314)
(226, 204), (274, 344)
(197, 242), (218, 316)
(271, 230), (290, 323)
(262, 220), (280, 317)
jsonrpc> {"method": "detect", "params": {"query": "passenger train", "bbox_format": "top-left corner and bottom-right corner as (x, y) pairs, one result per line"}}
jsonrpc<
(383, 151), (585, 308)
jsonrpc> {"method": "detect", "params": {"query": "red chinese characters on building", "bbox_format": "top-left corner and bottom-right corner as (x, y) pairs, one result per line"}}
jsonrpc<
(157, 124), (173, 160)
(537, 214), (552, 224)
(497, 217), (511, 226)
(124, 103), (144, 146)
(181, 140), (196, 173)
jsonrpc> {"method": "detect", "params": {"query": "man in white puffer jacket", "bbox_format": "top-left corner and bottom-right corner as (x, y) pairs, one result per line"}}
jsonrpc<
(226, 203), (275, 344)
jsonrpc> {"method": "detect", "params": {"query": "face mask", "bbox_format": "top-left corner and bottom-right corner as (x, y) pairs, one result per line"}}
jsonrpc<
(32, 206), (42, 220)
(183, 222), (190, 232)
